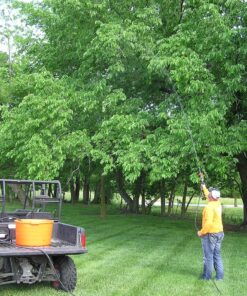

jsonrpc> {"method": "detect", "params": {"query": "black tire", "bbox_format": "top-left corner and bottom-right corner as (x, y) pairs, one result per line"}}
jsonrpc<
(52, 256), (77, 292)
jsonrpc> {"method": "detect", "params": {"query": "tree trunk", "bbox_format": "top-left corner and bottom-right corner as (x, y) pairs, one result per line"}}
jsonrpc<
(48, 184), (52, 197)
(160, 180), (166, 216)
(92, 180), (101, 204)
(181, 179), (188, 216)
(168, 183), (176, 215)
(74, 175), (80, 203)
(8, 184), (29, 207)
(141, 191), (146, 215)
(146, 196), (160, 214)
(185, 191), (196, 212)
(115, 169), (134, 212)
(132, 172), (143, 214)
(70, 179), (75, 203)
(69, 176), (80, 203)
(133, 171), (146, 214)
(82, 176), (90, 204)
(132, 195), (139, 213)
(105, 181), (113, 204)
(236, 153), (247, 224)
(100, 175), (107, 218)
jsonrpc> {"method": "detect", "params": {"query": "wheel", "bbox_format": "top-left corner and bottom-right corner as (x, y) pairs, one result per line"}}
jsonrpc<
(52, 256), (77, 292)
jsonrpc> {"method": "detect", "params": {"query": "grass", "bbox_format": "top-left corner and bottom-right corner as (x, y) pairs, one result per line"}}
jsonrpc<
(1, 203), (247, 296)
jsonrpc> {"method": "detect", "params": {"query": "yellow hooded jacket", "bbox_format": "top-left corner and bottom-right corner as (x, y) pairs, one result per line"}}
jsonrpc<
(198, 186), (223, 236)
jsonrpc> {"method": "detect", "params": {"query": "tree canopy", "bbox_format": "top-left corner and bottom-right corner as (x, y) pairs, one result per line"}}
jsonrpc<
(0, 0), (246, 219)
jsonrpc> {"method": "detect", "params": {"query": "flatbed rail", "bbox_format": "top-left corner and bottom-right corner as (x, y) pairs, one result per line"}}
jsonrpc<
(0, 242), (87, 256)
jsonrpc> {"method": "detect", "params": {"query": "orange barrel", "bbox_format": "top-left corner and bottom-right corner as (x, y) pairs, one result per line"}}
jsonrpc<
(15, 219), (54, 247)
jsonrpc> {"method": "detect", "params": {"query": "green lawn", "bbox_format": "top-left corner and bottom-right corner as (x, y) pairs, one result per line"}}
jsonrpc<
(1, 204), (247, 296)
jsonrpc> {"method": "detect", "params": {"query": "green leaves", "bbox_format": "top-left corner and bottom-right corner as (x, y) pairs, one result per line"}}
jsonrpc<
(61, 130), (92, 162)
(92, 112), (149, 179)
(0, 70), (72, 179)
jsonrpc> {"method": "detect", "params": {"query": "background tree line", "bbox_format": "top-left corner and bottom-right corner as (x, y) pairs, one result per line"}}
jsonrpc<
(0, 0), (246, 221)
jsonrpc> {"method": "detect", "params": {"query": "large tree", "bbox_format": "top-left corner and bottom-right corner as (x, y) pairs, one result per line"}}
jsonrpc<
(148, 0), (247, 221)
(0, 0), (246, 218)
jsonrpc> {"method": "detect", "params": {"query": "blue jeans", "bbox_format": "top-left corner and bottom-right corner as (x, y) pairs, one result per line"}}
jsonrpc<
(201, 232), (224, 280)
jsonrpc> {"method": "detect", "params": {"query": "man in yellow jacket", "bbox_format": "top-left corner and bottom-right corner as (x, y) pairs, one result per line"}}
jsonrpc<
(197, 175), (224, 280)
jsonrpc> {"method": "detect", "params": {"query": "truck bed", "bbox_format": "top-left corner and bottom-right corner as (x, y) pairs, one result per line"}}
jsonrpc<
(0, 220), (87, 256)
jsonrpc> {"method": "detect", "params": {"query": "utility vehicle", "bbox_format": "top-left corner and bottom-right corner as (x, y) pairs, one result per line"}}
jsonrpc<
(0, 179), (87, 291)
